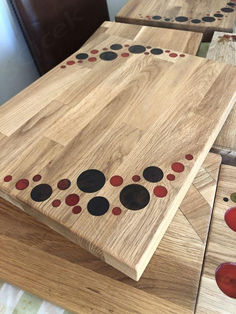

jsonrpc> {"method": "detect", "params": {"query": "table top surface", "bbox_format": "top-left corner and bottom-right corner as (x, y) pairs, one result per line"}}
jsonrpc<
(0, 22), (235, 281)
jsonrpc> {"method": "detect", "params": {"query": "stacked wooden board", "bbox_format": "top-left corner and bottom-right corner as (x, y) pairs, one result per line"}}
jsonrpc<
(0, 22), (235, 281)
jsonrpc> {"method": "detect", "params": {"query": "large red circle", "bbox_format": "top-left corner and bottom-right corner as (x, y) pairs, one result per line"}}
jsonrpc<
(72, 206), (82, 214)
(225, 207), (236, 232)
(154, 186), (168, 198)
(57, 179), (71, 190)
(15, 179), (29, 190)
(52, 199), (61, 207)
(172, 162), (185, 173)
(67, 60), (75, 65)
(110, 175), (123, 187)
(65, 194), (80, 206)
(215, 263), (236, 298)
(88, 57), (97, 62)
(112, 207), (122, 215)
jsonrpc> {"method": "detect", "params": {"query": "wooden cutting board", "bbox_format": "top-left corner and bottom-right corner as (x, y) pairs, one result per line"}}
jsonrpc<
(115, 0), (236, 41)
(0, 153), (221, 313)
(0, 24), (235, 281)
(196, 164), (236, 313)
(207, 31), (236, 166)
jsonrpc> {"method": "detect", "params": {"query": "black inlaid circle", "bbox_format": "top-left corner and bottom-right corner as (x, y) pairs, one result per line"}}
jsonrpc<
(191, 19), (201, 23)
(175, 16), (188, 22)
(227, 2), (236, 7)
(77, 169), (105, 193)
(214, 13), (224, 17)
(165, 18), (170, 21)
(31, 184), (52, 202)
(120, 184), (150, 210)
(87, 196), (109, 216)
(128, 45), (146, 54)
(150, 48), (163, 55)
(202, 16), (216, 22)
(99, 51), (118, 61)
(221, 7), (234, 12)
(223, 197), (229, 202)
(76, 53), (89, 60)
(143, 166), (164, 183)
(110, 44), (123, 50)
(152, 15), (162, 20)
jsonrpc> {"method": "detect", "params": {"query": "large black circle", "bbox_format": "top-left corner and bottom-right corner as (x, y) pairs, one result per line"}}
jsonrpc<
(175, 16), (188, 22)
(31, 184), (53, 202)
(128, 45), (146, 54)
(191, 19), (201, 23)
(120, 184), (150, 210)
(76, 53), (89, 60)
(221, 7), (234, 12)
(99, 51), (118, 61)
(227, 2), (236, 7)
(77, 169), (105, 193)
(143, 166), (164, 183)
(152, 15), (162, 20)
(110, 44), (123, 50)
(87, 197), (110, 216)
(150, 48), (163, 55)
(202, 16), (215, 22)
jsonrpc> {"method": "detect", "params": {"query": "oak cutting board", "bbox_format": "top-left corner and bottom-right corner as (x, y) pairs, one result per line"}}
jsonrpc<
(116, 0), (236, 41)
(0, 153), (221, 313)
(0, 26), (235, 280)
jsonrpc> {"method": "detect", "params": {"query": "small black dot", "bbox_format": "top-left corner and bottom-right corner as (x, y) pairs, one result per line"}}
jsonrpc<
(221, 7), (234, 12)
(214, 13), (224, 17)
(143, 166), (164, 183)
(223, 197), (229, 202)
(76, 53), (89, 60)
(227, 2), (235, 7)
(120, 184), (150, 210)
(152, 15), (162, 20)
(128, 45), (146, 54)
(87, 197), (109, 216)
(31, 184), (52, 202)
(110, 44), (123, 50)
(191, 19), (201, 23)
(202, 16), (216, 22)
(175, 16), (188, 22)
(150, 48), (163, 55)
(165, 18), (170, 21)
(77, 169), (105, 193)
(99, 51), (118, 61)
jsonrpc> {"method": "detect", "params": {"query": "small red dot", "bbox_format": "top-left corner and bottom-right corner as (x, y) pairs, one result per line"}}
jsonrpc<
(225, 207), (236, 232)
(65, 194), (80, 206)
(146, 46), (152, 49)
(144, 52), (150, 55)
(124, 44), (130, 47)
(169, 53), (178, 58)
(185, 154), (193, 160)
(103, 48), (108, 51)
(33, 174), (41, 182)
(61, 65), (66, 69)
(78, 60), (83, 64)
(132, 175), (141, 182)
(91, 49), (99, 54)
(179, 54), (185, 57)
(172, 162), (185, 173)
(15, 179), (29, 190)
(72, 206), (82, 214)
(215, 263), (236, 298)
(4, 175), (12, 182)
(57, 179), (71, 190)
(154, 186), (168, 198)
(121, 53), (130, 57)
(88, 57), (97, 62)
(110, 175), (123, 187)
(167, 174), (175, 181)
(52, 200), (61, 207)
(112, 207), (122, 215)
(165, 50), (170, 53)
(67, 60), (75, 65)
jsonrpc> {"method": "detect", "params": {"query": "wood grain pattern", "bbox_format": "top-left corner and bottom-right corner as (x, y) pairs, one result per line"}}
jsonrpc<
(116, 0), (236, 41)
(196, 165), (236, 313)
(207, 32), (236, 166)
(0, 25), (235, 280)
(0, 153), (221, 313)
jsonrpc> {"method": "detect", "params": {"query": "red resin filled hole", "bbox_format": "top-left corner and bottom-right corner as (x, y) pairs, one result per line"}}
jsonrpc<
(15, 179), (29, 190)
(67, 60), (75, 65)
(225, 207), (236, 232)
(185, 154), (193, 160)
(167, 174), (175, 181)
(121, 53), (129, 57)
(215, 263), (236, 298)
(52, 200), (61, 207)
(112, 207), (122, 215)
(110, 175), (123, 187)
(72, 206), (82, 214)
(65, 194), (80, 206)
(172, 162), (185, 173)
(4, 175), (12, 182)
(88, 57), (97, 62)
(91, 49), (99, 54)
(33, 174), (41, 182)
(132, 175), (141, 182)
(169, 53), (178, 58)
(154, 186), (168, 197)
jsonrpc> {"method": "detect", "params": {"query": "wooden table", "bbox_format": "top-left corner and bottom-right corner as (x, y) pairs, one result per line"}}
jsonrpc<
(0, 22), (235, 280)
(0, 153), (221, 313)
(116, 0), (236, 41)
(207, 31), (236, 165)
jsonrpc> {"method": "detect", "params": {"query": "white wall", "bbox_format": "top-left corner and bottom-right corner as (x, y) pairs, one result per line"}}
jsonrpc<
(107, 0), (129, 21)
(0, 0), (39, 105)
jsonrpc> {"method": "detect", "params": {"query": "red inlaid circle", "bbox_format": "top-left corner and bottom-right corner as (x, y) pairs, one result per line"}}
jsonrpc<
(146, 46), (152, 49)
(33, 174), (41, 182)
(78, 60), (83, 64)
(185, 154), (193, 160)
(61, 65), (66, 69)
(165, 50), (170, 53)
(167, 174), (175, 181)
(72, 206), (82, 214)
(121, 53), (130, 57)
(4, 175), (12, 182)
(144, 52), (150, 55)
(112, 207), (122, 215)
(67, 60), (75, 65)
(172, 162), (185, 173)
(88, 57), (97, 62)
(215, 263), (236, 298)
(225, 207), (236, 232)
(15, 179), (29, 190)
(91, 49), (99, 54)
(103, 48), (108, 51)
(110, 175), (123, 187)
(65, 194), (80, 206)
(132, 175), (141, 182)
(52, 199), (61, 207)
(154, 186), (168, 198)
(179, 54), (185, 58)
(169, 53), (178, 58)
(124, 44), (130, 47)
(57, 179), (71, 190)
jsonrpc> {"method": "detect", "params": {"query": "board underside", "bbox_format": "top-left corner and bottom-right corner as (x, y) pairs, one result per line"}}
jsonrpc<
(0, 153), (221, 313)
(116, 0), (236, 41)
(0, 29), (235, 280)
